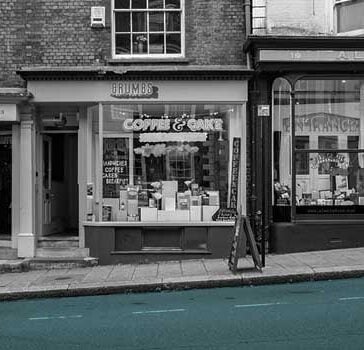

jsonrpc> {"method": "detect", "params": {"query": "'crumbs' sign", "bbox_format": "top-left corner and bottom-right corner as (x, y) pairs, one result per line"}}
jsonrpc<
(111, 82), (159, 99)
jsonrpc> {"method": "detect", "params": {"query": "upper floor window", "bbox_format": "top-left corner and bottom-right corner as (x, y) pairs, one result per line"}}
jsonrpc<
(335, 0), (364, 35)
(112, 0), (184, 58)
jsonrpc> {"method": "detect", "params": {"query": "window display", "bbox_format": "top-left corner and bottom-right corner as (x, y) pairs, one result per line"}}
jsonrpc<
(88, 104), (243, 223)
(273, 78), (364, 219)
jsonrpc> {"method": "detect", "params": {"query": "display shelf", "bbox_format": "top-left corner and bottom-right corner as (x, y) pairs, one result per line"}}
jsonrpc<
(83, 220), (235, 227)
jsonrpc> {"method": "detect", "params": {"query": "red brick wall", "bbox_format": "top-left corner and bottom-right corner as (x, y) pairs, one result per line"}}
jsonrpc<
(0, 0), (246, 87)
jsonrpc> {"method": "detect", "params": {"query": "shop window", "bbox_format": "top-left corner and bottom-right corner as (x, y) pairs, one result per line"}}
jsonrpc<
(273, 78), (364, 220)
(87, 104), (243, 223)
(113, 0), (184, 58)
(335, 0), (364, 35)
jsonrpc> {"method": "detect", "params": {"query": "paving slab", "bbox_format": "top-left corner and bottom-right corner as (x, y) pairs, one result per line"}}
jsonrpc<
(132, 263), (159, 280)
(181, 260), (207, 276)
(81, 266), (113, 283)
(107, 264), (136, 282)
(157, 261), (182, 278)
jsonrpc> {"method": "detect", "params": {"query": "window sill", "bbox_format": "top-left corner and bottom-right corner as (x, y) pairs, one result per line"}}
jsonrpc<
(111, 250), (211, 255)
(108, 57), (190, 65)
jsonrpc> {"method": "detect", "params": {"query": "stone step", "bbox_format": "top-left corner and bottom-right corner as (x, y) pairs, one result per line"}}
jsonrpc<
(35, 247), (90, 258)
(27, 257), (98, 270)
(0, 247), (17, 260)
(38, 237), (79, 248)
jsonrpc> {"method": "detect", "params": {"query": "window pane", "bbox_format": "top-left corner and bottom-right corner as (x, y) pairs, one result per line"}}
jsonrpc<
(115, 34), (131, 54)
(150, 12), (164, 31)
(115, 0), (130, 9)
(166, 0), (180, 9)
(166, 33), (181, 53)
(115, 12), (130, 32)
(132, 0), (146, 9)
(149, 0), (163, 8)
(132, 12), (147, 32)
(295, 136), (309, 175)
(337, 0), (364, 33)
(318, 136), (338, 175)
(318, 136), (338, 150)
(166, 12), (180, 31)
(296, 151), (364, 212)
(149, 33), (164, 53)
(133, 34), (148, 54)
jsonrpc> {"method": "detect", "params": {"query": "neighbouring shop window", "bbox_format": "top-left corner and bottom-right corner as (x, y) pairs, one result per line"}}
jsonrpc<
(88, 104), (243, 223)
(335, 0), (364, 34)
(113, 0), (183, 57)
(273, 78), (364, 221)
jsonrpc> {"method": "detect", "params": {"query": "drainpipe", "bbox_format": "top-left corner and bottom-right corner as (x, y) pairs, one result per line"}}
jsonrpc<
(244, 0), (252, 36)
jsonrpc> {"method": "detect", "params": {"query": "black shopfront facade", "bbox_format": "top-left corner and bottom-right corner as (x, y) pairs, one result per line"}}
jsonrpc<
(245, 36), (364, 253)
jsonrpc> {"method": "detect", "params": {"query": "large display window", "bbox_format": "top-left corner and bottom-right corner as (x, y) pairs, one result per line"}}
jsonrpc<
(273, 78), (364, 220)
(86, 104), (244, 223)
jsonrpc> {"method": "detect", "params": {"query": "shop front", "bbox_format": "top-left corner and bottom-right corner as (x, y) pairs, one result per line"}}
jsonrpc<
(0, 91), (30, 255)
(20, 67), (250, 263)
(245, 36), (364, 253)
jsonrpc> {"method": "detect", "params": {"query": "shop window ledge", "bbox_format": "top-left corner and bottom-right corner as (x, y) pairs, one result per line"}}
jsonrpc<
(110, 250), (211, 255)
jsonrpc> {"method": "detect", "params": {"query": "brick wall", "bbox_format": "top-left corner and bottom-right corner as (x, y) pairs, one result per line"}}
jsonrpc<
(265, 0), (333, 36)
(0, 0), (246, 88)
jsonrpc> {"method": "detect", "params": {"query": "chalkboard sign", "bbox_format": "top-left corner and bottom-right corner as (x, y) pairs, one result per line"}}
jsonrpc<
(228, 215), (262, 273)
(228, 213), (243, 272)
(103, 138), (129, 198)
(243, 216), (262, 271)
(213, 208), (237, 221)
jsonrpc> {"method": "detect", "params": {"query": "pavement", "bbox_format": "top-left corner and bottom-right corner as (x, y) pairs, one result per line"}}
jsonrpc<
(0, 247), (364, 301)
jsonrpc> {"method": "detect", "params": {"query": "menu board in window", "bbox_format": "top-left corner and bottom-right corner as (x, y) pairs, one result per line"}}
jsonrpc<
(103, 138), (129, 198)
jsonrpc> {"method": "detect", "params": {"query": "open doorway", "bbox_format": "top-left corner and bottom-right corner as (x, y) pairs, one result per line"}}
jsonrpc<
(42, 133), (78, 236)
(0, 135), (11, 240)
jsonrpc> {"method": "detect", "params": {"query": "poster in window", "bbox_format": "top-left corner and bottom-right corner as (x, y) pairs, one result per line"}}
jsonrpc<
(103, 138), (129, 198)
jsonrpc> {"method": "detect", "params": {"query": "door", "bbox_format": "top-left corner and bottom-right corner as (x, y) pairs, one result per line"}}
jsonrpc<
(0, 135), (11, 237)
(42, 135), (53, 235)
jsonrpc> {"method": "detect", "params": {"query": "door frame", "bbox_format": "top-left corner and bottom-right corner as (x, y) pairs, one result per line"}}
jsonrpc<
(37, 130), (78, 237)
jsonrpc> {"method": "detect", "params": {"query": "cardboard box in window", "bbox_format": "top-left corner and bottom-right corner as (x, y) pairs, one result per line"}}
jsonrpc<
(191, 195), (202, 206)
(139, 207), (158, 222)
(206, 191), (219, 206)
(177, 192), (190, 210)
(158, 210), (190, 222)
(190, 206), (202, 221)
(102, 205), (112, 221)
(118, 190), (128, 221)
(202, 205), (219, 221)
(161, 181), (178, 195)
(127, 186), (138, 216)
(164, 195), (176, 211)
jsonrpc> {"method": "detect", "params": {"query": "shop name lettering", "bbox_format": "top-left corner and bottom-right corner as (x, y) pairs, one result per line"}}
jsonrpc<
(288, 50), (364, 61)
(123, 118), (223, 132)
(111, 82), (158, 99)
(283, 115), (359, 134)
(230, 138), (241, 209)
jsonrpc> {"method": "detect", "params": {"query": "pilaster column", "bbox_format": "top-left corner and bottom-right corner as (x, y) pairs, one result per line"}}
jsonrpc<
(17, 119), (36, 258)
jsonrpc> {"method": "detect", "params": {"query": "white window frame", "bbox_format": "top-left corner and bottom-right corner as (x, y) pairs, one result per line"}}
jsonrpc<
(111, 0), (185, 59)
(334, 0), (364, 36)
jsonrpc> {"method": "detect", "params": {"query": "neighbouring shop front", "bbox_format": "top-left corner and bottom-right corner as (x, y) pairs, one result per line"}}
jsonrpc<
(19, 67), (251, 263)
(0, 93), (30, 253)
(245, 36), (364, 253)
